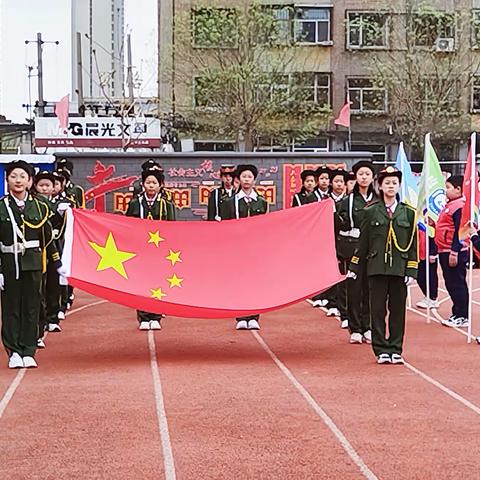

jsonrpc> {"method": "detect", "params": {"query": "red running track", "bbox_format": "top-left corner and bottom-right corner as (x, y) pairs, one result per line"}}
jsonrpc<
(1, 284), (480, 479)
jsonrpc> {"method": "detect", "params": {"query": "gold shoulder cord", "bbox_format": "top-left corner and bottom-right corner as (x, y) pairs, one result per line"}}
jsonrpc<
(24, 199), (49, 229)
(160, 198), (165, 220)
(384, 209), (417, 266)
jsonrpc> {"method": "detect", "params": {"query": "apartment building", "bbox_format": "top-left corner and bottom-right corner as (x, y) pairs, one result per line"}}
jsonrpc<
(159, 0), (480, 161)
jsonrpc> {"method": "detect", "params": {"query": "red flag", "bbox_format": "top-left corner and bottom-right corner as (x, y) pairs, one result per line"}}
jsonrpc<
(334, 102), (351, 128)
(460, 135), (479, 240)
(55, 94), (70, 130)
(63, 201), (343, 318)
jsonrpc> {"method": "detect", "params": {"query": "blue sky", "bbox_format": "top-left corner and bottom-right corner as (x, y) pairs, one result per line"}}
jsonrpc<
(0, 0), (157, 122)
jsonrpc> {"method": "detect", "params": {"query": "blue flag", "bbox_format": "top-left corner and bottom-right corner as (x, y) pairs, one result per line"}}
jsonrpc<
(395, 142), (418, 208)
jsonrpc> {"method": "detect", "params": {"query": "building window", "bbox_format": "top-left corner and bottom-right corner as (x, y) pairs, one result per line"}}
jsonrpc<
(193, 76), (223, 109)
(472, 76), (480, 112)
(473, 10), (480, 48)
(348, 78), (387, 113)
(193, 8), (238, 48)
(294, 73), (331, 107)
(294, 7), (331, 44)
(351, 143), (386, 163)
(293, 137), (329, 152)
(347, 12), (388, 49)
(194, 141), (235, 152)
(413, 12), (455, 48)
(256, 75), (291, 103)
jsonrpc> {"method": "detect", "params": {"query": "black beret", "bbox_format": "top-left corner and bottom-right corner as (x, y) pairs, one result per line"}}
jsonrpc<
(5, 160), (34, 178)
(54, 169), (70, 182)
(352, 160), (376, 176)
(347, 171), (356, 181)
(56, 158), (74, 173)
(378, 166), (402, 184)
(142, 169), (165, 184)
(34, 170), (56, 185)
(329, 168), (349, 181)
(141, 159), (163, 172)
(236, 164), (258, 179)
(220, 164), (236, 175)
(315, 164), (331, 176)
(301, 169), (317, 182)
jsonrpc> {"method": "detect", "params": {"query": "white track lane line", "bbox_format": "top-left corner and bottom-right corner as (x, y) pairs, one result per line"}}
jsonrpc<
(148, 331), (176, 480)
(252, 331), (379, 480)
(404, 361), (480, 416)
(0, 299), (107, 421)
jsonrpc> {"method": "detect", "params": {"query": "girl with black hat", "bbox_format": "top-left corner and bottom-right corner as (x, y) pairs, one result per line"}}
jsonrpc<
(291, 169), (317, 207)
(207, 164), (236, 220)
(336, 160), (377, 339)
(348, 166), (418, 364)
(222, 164), (268, 330)
(126, 168), (176, 330)
(0, 161), (58, 368)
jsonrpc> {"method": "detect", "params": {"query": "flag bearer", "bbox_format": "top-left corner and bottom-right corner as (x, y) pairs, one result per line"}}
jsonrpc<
(207, 164), (236, 220)
(336, 160), (376, 342)
(0, 161), (58, 369)
(126, 168), (176, 330)
(434, 175), (469, 327)
(56, 159), (85, 209)
(222, 164), (268, 330)
(349, 166), (418, 365)
(291, 169), (317, 207)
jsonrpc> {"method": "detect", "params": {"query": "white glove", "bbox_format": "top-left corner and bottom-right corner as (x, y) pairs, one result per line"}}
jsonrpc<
(405, 276), (414, 286)
(57, 202), (71, 214)
(57, 265), (68, 277)
(346, 271), (357, 280)
(0, 273), (4, 291)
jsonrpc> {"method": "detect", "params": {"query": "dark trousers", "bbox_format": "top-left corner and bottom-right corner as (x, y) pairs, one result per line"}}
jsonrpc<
(336, 258), (348, 321)
(39, 273), (47, 339)
(46, 262), (62, 325)
(1, 270), (42, 357)
(369, 275), (407, 356)
(347, 262), (370, 334)
(137, 310), (162, 323)
(439, 251), (469, 318)
(236, 315), (260, 323)
(417, 259), (439, 300)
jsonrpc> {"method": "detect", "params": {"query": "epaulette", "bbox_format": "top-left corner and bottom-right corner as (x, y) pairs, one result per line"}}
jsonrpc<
(364, 199), (380, 209)
(404, 203), (416, 213)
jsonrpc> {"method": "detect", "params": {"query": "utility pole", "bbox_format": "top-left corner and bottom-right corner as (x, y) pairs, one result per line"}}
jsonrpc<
(76, 32), (85, 113)
(126, 34), (134, 105)
(25, 32), (59, 117)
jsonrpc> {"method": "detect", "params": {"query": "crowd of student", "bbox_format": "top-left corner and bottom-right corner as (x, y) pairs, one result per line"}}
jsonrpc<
(0, 157), (474, 369)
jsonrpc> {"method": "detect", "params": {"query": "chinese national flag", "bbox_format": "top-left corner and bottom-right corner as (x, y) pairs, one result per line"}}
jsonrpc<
(334, 102), (351, 128)
(63, 201), (343, 318)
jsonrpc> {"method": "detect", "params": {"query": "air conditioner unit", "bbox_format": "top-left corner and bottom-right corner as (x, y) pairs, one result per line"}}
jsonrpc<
(435, 38), (455, 52)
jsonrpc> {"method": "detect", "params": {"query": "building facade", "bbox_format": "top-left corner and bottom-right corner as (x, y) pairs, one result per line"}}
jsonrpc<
(158, 0), (480, 162)
(72, 0), (125, 103)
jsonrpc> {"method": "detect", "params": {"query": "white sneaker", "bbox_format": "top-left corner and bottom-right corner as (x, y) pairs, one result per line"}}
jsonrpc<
(340, 319), (349, 329)
(248, 319), (260, 330)
(350, 332), (363, 344)
(23, 356), (38, 368)
(452, 317), (469, 328)
(236, 320), (248, 330)
(377, 353), (391, 365)
(57, 311), (65, 321)
(37, 338), (46, 349)
(326, 308), (340, 317)
(391, 354), (404, 365)
(416, 298), (439, 309)
(363, 330), (372, 344)
(8, 352), (23, 369)
(48, 323), (62, 333)
(312, 299), (328, 308)
(149, 320), (161, 330)
(442, 315), (458, 328)
(139, 321), (150, 330)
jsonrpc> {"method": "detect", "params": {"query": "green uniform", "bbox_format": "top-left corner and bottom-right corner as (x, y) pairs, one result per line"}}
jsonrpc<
(126, 193), (176, 323)
(336, 190), (376, 334)
(291, 190), (316, 207)
(64, 181), (85, 209)
(350, 200), (418, 356)
(207, 186), (235, 220)
(0, 194), (55, 357)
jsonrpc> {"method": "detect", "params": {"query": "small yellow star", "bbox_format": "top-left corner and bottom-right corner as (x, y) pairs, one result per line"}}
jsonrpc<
(167, 273), (183, 288)
(166, 249), (182, 266)
(151, 287), (167, 300)
(148, 230), (165, 248)
(88, 232), (136, 279)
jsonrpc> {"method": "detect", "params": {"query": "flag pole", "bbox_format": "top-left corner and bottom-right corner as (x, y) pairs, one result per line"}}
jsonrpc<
(400, 142), (407, 201)
(425, 134), (431, 324)
(467, 132), (476, 344)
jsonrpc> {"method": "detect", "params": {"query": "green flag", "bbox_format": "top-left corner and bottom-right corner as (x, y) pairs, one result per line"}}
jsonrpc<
(417, 133), (446, 233)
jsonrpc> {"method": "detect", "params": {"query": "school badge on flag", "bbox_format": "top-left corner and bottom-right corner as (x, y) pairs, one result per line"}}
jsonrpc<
(61, 201), (343, 318)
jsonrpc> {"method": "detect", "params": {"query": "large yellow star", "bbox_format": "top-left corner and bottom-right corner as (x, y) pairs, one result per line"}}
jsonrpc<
(166, 249), (182, 266)
(88, 232), (136, 279)
(151, 287), (167, 300)
(167, 273), (183, 288)
(148, 230), (165, 248)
